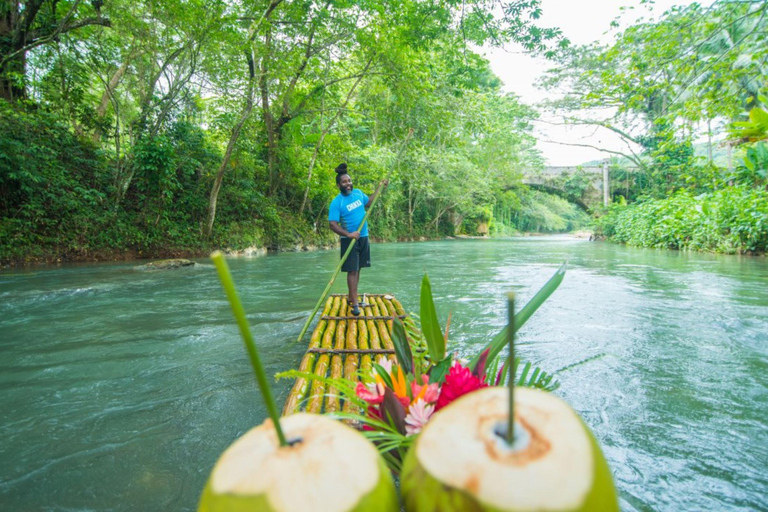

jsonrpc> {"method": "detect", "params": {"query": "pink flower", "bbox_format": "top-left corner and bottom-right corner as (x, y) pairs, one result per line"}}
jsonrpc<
(356, 381), (384, 405)
(411, 375), (440, 404)
(405, 398), (435, 436)
(435, 362), (488, 411)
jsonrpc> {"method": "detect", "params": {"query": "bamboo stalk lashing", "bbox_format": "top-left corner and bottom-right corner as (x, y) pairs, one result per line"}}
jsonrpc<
(284, 293), (411, 416)
(321, 314), (406, 320)
(308, 348), (395, 354)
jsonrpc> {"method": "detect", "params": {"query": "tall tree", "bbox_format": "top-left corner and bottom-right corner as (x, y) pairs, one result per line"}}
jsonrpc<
(0, 0), (110, 101)
(540, 0), (768, 183)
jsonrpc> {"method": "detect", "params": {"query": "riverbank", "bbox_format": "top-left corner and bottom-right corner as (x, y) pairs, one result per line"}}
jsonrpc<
(0, 242), (323, 269)
(0, 233), (450, 269)
(594, 186), (768, 255)
(2, 231), (585, 269)
(0, 230), (611, 269)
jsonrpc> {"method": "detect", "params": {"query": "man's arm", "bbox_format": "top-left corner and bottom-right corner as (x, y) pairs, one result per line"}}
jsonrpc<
(365, 179), (389, 208)
(329, 220), (360, 240)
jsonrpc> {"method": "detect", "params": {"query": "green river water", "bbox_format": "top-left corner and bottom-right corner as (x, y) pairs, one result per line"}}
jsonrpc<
(1, 237), (766, 511)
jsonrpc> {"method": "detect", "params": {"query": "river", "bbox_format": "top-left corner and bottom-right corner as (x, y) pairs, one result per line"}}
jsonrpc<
(1, 237), (766, 511)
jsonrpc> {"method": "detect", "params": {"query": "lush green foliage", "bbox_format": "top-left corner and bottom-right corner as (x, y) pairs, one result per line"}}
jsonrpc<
(0, 0), (571, 264)
(538, 1), (768, 254)
(541, 1), (768, 197)
(4, 0), (764, 262)
(595, 186), (768, 253)
(0, 99), (331, 263)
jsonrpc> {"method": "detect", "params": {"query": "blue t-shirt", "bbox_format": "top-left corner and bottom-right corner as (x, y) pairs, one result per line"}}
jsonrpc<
(328, 189), (369, 237)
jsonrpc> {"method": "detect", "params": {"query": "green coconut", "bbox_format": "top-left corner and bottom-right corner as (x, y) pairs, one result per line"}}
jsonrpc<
(401, 387), (618, 512)
(199, 413), (398, 512)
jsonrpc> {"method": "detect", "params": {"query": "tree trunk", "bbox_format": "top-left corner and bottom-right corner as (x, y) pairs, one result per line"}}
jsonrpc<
(205, 51), (256, 237)
(408, 181), (413, 235)
(93, 60), (130, 143)
(259, 27), (280, 196)
(0, 5), (27, 102)
(0, 2), (111, 103)
(0, 50), (26, 101)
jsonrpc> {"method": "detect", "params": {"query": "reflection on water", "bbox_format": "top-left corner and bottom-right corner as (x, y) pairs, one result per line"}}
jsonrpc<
(1, 238), (766, 510)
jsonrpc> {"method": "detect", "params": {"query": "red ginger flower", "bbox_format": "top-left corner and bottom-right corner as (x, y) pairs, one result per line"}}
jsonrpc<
(435, 362), (488, 411)
(362, 405), (383, 431)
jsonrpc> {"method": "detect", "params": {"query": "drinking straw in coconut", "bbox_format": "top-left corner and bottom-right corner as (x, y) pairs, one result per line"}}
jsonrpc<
(507, 293), (515, 444)
(211, 251), (287, 447)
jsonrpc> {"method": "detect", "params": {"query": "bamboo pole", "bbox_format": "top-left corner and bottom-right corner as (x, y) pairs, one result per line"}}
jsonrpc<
(390, 297), (407, 316)
(330, 293), (393, 297)
(365, 304), (382, 352)
(346, 316), (358, 351)
(321, 314), (406, 320)
(307, 348), (394, 355)
(306, 298), (343, 413)
(373, 298), (395, 350)
(305, 354), (329, 414)
(358, 317), (372, 374)
(342, 318), (360, 417)
(371, 299), (395, 363)
(325, 300), (348, 413)
(296, 130), (414, 342)
(380, 296), (397, 331)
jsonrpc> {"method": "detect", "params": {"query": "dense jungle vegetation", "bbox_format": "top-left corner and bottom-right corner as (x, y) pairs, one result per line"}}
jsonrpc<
(541, 1), (768, 254)
(0, 0), (766, 265)
(1, 0), (568, 265)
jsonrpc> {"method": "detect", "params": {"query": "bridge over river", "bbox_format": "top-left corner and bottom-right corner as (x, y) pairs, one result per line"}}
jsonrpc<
(519, 162), (638, 211)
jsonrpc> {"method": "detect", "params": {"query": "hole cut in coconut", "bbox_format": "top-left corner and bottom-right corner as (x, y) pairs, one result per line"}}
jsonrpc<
(286, 437), (303, 447)
(492, 420), (531, 453)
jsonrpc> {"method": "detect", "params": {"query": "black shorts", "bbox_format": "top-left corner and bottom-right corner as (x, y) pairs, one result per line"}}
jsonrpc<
(340, 236), (371, 272)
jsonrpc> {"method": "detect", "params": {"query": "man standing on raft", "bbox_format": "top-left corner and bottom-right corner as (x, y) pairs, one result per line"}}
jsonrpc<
(328, 163), (387, 316)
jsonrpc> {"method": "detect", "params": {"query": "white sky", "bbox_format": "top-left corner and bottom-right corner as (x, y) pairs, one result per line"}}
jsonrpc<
(483, 0), (706, 166)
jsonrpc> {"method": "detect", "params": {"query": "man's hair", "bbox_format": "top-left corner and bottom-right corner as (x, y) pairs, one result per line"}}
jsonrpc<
(335, 163), (349, 185)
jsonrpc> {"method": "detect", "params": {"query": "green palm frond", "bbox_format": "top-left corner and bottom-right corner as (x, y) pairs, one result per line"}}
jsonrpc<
(513, 359), (559, 391)
(406, 315), (561, 392)
(555, 353), (606, 374)
(491, 356), (560, 392)
(332, 411), (414, 474)
(276, 369), (368, 410)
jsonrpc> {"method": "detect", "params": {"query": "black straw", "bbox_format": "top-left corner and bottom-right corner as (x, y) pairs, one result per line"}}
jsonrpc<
(507, 293), (515, 444)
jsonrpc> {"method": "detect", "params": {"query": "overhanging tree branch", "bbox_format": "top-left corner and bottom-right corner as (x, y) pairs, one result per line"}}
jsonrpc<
(539, 138), (646, 169)
(2, 16), (111, 69)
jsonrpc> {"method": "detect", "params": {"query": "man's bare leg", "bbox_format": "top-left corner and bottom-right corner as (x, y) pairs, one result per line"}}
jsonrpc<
(347, 270), (360, 313)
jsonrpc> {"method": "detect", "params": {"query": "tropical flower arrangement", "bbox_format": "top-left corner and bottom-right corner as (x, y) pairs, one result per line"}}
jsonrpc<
(279, 265), (566, 472)
(356, 355), (488, 437)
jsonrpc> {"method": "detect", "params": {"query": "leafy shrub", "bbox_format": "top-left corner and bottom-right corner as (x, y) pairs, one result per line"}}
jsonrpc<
(595, 186), (768, 253)
(730, 142), (768, 188)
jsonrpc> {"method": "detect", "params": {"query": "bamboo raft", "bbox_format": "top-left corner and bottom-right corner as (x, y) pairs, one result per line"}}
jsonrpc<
(282, 293), (406, 416)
